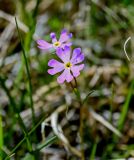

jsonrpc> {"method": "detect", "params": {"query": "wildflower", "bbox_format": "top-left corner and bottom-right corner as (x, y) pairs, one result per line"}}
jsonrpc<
(37, 29), (72, 51)
(48, 46), (84, 84)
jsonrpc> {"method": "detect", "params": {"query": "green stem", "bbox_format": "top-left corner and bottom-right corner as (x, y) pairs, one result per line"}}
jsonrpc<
(15, 17), (35, 125)
(70, 79), (85, 160)
(74, 77), (78, 88)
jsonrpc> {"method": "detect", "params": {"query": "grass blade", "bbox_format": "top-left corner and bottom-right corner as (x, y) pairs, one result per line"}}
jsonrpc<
(90, 140), (97, 160)
(118, 79), (134, 130)
(36, 136), (57, 151)
(15, 17), (35, 125)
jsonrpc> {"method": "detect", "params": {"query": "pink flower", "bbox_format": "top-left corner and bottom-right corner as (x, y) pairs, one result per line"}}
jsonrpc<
(37, 29), (72, 51)
(48, 46), (84, 84)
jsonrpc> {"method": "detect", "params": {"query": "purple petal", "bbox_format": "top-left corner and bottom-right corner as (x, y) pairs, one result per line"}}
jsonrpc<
(48, 59), (64, 75)
(57, 69), (66, 84)
(71, 64), (84, 77)
(56, 47), (71, 63)
(37, 40), (52, 50)
(50, 32), (56, 39)
(48, 67), (64, 75)
(68, 33), (73, 38)
(59, 30), (72, 43)
(64, 46), (71, 61)
(57, 69), (73, 84)
(61, 42), (72, 49)
(65, 69), (73, 82)
(48, 59), (64, 67)
(72, 48), (81, 57)
(71, 48), (84, 64)
(61, 29), (67, 34)
(66, 42), (72, 46)
(50, 32), (57, 43)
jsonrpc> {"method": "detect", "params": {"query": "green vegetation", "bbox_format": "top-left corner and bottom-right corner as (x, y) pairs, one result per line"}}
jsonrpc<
(0, 0), (134, 159)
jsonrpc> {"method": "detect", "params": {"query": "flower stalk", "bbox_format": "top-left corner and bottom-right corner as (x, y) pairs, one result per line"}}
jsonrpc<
(37, 28), (85, 159)
(71, 79), (85, 160)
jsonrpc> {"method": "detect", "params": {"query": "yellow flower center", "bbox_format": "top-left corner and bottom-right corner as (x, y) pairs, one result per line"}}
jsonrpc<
(65, 62), (72, 69)
(53, 41), (61, 47)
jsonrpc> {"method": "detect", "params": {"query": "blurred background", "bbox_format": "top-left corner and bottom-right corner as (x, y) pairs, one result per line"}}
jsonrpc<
(1, 0), (134, 159)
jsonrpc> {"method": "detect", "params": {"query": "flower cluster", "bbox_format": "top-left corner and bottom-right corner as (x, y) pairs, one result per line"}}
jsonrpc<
(37, 29), (84, 84)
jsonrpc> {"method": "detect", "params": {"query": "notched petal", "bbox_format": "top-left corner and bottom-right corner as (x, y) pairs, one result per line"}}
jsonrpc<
(71, 64), (84, 77)
(71, 48), (84, 64)
(59, 29), (72, 43)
